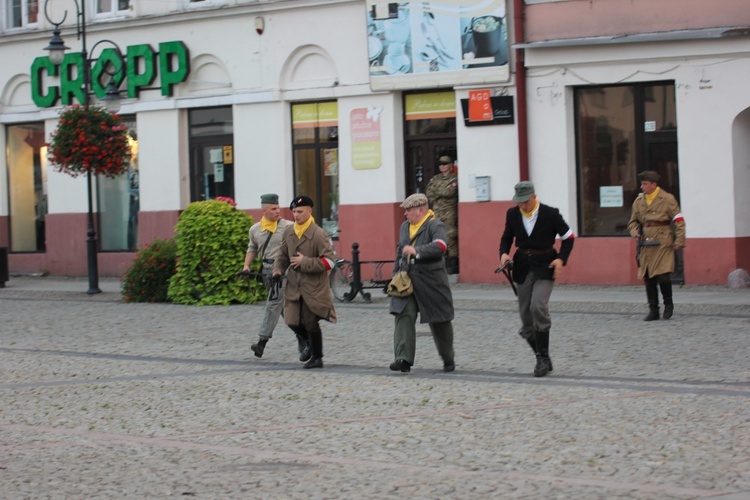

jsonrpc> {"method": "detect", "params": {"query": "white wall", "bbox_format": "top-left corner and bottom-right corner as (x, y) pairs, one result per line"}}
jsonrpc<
(137, 110), (184, 211)
(524, 40), (750, 238)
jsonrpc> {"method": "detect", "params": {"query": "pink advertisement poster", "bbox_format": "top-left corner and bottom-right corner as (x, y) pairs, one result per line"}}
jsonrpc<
(351, 107), (382, 170)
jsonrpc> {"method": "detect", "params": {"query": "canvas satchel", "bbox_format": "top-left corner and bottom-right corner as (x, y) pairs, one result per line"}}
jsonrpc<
(386, 259), (413, 297)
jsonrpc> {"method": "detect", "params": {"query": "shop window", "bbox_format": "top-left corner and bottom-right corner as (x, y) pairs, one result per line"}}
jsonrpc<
(188, 106), (234, 202)
(98, 117), (138, 251)
(575, 82), (678, 236)
(6, 0), (38, 28)
(291, 102), (339, 235)
(6, 123), (46, 253)
(95, 0), (130, 16)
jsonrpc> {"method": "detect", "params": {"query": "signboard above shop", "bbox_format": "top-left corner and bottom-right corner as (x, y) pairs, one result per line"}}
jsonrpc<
(366, 0), (510, 91)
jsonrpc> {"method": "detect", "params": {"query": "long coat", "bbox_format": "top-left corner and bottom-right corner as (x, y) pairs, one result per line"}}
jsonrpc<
(627, 188), (686, 280)
(274, 222), (337, 326)
(389, 217), (454, 324)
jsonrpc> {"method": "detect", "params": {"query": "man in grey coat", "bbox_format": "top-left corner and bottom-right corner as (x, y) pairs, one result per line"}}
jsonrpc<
(389, 193), (456, 373)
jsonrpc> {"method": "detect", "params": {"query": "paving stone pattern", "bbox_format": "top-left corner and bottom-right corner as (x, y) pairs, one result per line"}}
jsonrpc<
(1, 278), (748, 498)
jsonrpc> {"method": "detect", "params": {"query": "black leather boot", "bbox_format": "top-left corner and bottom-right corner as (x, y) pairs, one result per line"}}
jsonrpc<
(251, 337), (268, 358)
(296, 334), (311, 362)
(533, 331), (552, 377)
(659, 276), (674, 319)
(644, 277), (660, 321)
(518, 328), (536, 354)
(303, 329), (323, 368)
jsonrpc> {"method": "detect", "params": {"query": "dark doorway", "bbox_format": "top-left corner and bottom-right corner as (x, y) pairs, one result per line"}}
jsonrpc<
(189, 136), (235, 201)
(405, 140), (457, 195)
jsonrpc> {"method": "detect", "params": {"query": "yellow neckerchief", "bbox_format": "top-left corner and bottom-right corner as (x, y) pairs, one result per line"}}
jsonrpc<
(294, 216), (315, 239)
(409, 210), (435, 240)
(520, 199), (539, 218)
(260, 216), (278, 234)
(645, 187), (660, 206)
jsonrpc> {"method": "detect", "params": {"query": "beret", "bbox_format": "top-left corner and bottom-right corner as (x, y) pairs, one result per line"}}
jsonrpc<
(290, 195), (314, 209)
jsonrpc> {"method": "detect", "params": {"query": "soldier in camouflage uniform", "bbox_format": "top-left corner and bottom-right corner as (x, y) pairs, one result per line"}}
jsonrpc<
(426, 155), (459, 274)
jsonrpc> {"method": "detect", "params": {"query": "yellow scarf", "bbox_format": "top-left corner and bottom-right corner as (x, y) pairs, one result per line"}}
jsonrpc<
(645, 187), (660, 206)
(294, 216), (315, 239)
(409, 210), (435, 240)
(520, 200), (539, 218)
(260, 217), (278, 234)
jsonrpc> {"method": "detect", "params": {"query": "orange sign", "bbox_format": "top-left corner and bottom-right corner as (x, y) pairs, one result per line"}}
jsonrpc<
(468, 89), (492, 122)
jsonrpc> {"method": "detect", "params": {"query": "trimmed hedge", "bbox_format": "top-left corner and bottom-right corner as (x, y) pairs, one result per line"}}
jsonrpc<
(167, 199), (265, 305)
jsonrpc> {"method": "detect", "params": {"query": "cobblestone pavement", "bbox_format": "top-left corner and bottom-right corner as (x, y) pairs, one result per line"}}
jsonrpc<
(1, 277), (748, 499)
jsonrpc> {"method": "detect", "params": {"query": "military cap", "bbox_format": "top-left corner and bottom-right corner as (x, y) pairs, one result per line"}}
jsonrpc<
(438, 155), (453, 165)
(400, 193), (429, 209)
(637, 170), (660, 183)
(290, 195), (314, 209)
(260, 193), (279, 205)
(512, 181), (535, 203)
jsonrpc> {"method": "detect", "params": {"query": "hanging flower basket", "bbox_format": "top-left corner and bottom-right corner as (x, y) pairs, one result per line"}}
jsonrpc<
(46, 105), (132, 178)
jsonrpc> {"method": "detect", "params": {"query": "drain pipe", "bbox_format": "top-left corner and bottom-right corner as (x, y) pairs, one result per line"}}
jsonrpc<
(513, 0), (530, 181)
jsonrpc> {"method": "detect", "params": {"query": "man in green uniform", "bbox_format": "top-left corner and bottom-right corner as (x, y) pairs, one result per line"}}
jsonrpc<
(426, 155), (459, 274)
(627, 171), (686, 321)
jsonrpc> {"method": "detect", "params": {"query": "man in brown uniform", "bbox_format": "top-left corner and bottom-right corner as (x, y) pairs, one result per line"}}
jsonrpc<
(273, 196), (337, 368)
(627, 171), (686, 321)
(426, 155), (459, 274)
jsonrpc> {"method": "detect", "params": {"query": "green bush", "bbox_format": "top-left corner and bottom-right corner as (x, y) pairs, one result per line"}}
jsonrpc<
(121, 239), (178, 303)
(167, 199), (265, 305)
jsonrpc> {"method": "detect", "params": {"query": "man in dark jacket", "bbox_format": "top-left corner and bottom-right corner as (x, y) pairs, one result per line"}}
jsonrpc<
(499, 182), (575, 377)
(389, 193), (455, 373)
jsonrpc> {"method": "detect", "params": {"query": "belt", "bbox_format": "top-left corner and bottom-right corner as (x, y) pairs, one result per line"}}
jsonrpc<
(519, 247), (554, 255)
(262, 258), (275, 264)
(643, 221), (670, 227)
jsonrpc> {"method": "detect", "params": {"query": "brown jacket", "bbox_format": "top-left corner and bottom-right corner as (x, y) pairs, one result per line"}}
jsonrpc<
(627, 188), (686, 280)
(274, 222), (337, 326)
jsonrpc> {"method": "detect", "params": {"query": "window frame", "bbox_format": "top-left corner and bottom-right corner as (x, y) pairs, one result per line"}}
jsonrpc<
(5, 0), (40, 30)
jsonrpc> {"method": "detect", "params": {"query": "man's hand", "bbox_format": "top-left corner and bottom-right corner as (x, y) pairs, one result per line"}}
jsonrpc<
(549, 258), (564, 280)
(402, 245), (417, 257)
(290, 252), (305, 269)
(674, 243), (685, 250)
(500, 253), (511, 266)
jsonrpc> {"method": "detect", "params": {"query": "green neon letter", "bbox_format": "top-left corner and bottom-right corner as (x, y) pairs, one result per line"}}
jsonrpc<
(60, 52), (86, 105)
(159, 41), (190, 97)
(92, 48), (126, 99)
(31, 57), (60, 108)
(127, 44), (157, 98)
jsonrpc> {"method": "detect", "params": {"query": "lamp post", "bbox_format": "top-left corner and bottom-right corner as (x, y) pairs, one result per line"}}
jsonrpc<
(43, 0), (125, 295)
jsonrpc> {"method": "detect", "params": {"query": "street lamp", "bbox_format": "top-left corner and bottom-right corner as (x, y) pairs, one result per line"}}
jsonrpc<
(43, 0), (126, 294)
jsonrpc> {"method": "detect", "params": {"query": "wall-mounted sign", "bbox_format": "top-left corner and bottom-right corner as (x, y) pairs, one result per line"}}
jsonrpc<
(468, 89), (492, 122)
(460, 95), (513, 126)
(366, 0), (510, 91)
(351, 106), (382, 170)
(31, 41), (190, 108)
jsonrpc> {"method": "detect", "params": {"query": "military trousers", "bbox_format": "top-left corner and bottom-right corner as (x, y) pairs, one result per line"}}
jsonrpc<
(258, 266), (285, 339)
(393, 295), (454, 366)
(517, 272), (554, 336)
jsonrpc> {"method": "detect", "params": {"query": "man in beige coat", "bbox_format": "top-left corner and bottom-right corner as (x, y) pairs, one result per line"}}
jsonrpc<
(627, 171), (686, 321)
(273, 196), (337, 368)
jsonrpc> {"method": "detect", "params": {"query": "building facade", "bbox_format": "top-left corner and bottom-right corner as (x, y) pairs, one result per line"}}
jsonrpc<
(1, 0), (748, 284)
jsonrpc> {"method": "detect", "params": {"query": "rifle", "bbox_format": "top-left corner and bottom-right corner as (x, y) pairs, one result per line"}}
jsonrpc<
(235, 270), (283, 300)
(494, 260), (517, 296)
(635, 224), (660, 267)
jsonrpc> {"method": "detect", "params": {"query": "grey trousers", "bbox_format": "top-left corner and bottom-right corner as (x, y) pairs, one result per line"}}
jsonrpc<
(517, 272), (554, 337)
(393, 295), (454, 366)
(258, 268), (285, 339)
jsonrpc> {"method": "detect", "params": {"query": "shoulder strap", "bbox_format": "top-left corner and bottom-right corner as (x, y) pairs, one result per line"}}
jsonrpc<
(259, 231), (274, 261)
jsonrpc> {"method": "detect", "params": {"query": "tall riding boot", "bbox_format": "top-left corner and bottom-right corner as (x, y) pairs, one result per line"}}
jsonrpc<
(533, 330), (552, 377)
(659, 276), (674, 319)
(518, 328), (536, 354)
(644, 277), (660, 321)
(303, 329), (324, 369)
